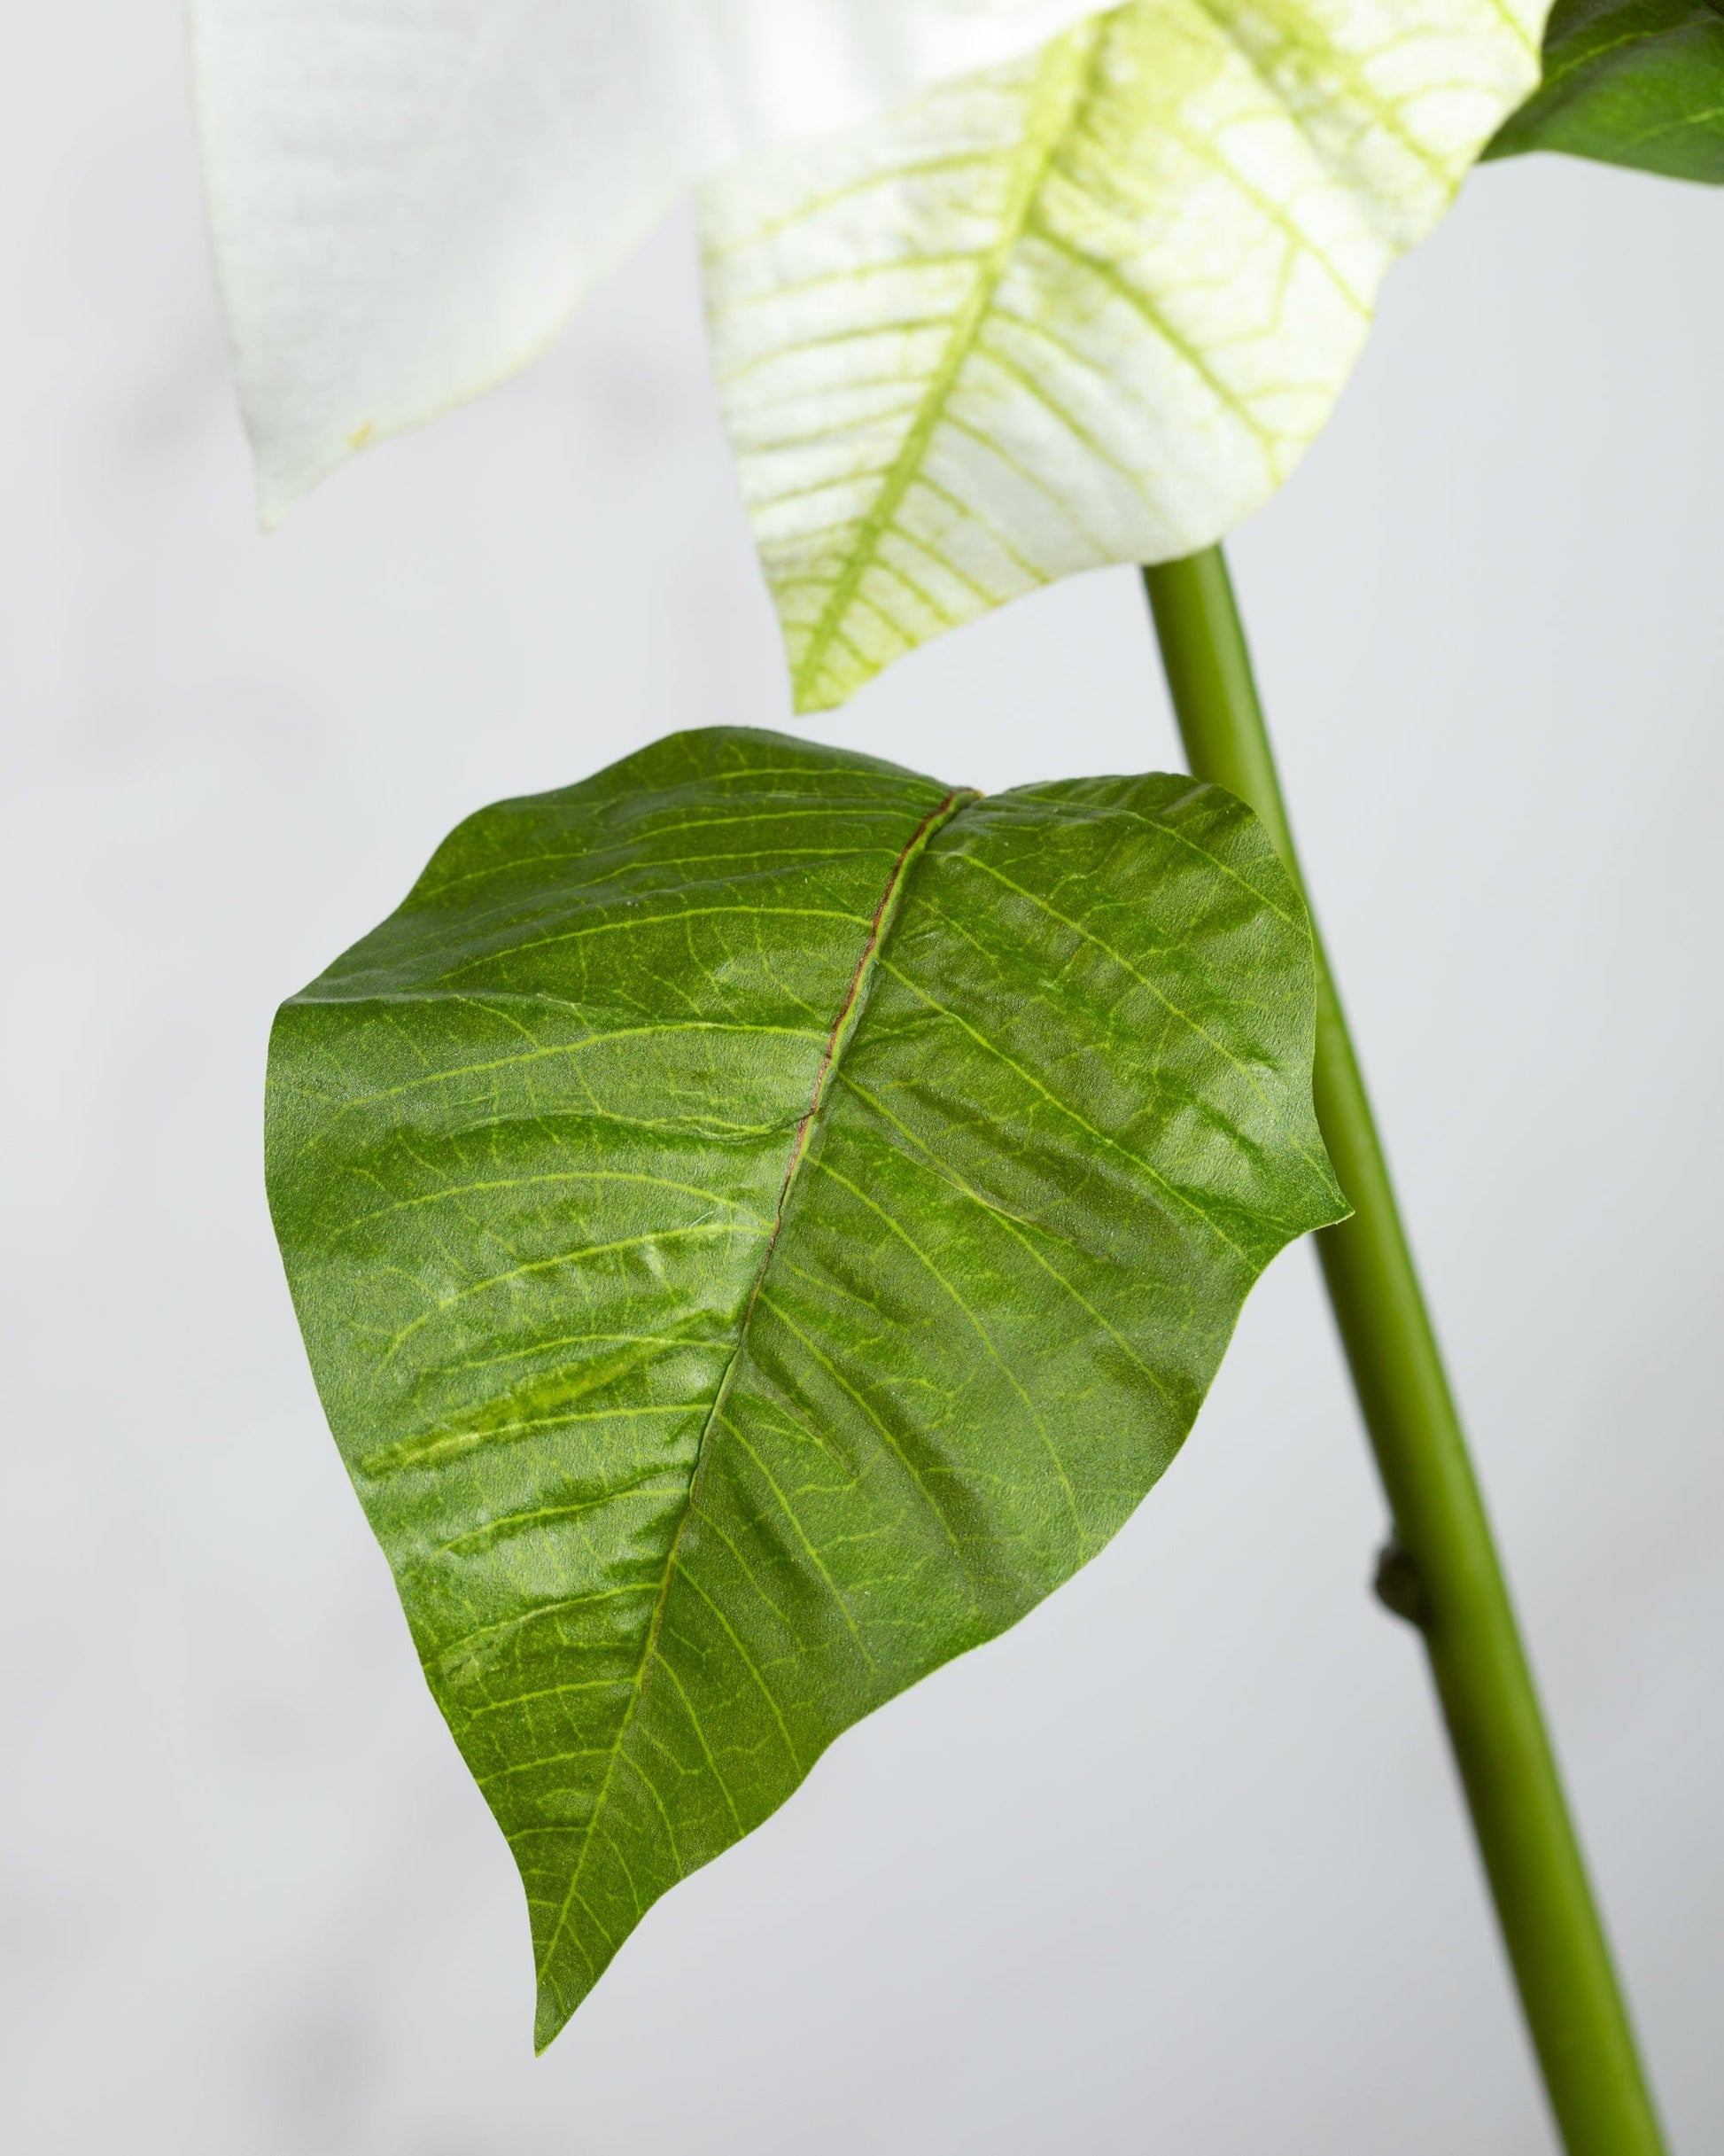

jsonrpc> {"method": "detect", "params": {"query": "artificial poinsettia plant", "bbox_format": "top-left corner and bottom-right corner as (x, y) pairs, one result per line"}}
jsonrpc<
(191, 0), (1720, 2145)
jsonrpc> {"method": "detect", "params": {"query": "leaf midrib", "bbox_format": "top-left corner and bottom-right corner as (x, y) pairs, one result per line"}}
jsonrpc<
(792, 25), (1106, 706)
(530, 785), (976, 2027)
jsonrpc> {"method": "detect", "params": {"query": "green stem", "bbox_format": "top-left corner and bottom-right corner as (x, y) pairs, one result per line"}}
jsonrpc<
(1143, 548), (1666, 2156)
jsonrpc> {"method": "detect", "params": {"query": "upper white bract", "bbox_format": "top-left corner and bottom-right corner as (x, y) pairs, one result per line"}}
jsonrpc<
(702, 0), (1551, 712)
(190, 0), (1109, 521)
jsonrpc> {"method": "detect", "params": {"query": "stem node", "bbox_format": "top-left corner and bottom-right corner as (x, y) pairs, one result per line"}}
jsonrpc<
(1372, 1534), (1430, 1629)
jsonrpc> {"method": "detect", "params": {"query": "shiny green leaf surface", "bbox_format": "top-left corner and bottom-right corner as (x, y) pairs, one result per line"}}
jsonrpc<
(266, 727), (1345, 2047)
(1486, 0), (1724, 180)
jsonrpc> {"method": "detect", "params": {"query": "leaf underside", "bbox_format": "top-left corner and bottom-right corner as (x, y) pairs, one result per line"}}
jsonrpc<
(702, 0), (1547, 713)
(1486, 0), (1724, 179)
(266, 727), (1345, 2048)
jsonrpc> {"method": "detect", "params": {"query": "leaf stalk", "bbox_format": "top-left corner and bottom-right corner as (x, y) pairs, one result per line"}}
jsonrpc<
(1142, 547), (1666, 2156)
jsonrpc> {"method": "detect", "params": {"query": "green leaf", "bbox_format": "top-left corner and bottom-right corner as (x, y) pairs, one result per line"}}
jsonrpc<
(266, 727), (1346, 2048)
(702, 0), (1548, 713)
(1484, 0), (1724, 180)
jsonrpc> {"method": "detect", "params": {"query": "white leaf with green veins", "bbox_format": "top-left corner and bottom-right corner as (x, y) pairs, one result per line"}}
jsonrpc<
(701, 0), (1548, 713)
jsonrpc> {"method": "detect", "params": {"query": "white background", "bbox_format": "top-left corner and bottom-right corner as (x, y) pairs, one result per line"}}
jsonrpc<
(3, 7), (1720, 2151)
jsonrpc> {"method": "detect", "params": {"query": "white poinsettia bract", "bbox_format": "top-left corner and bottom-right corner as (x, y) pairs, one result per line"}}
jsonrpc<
(190, 0), (1107, 521)
(703, 0), (1551, 709)
(191, 0), (1552, 704)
